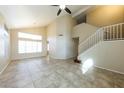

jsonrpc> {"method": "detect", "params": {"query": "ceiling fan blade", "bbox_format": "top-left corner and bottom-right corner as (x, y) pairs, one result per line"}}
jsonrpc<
(51, 5), (59, 6)
(65, 7), (71, 14)
(57, 9), (62, 16)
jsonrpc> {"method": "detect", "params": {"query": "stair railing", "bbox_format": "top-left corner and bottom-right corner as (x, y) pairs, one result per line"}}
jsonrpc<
(79, 23), (124, 54)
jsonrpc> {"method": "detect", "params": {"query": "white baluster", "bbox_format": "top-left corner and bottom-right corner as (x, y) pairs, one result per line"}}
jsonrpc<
(120, 24), (122, 39)
(101, 28), (103, 41)
(116, 24), (118, 39)
(110, 26), (112, 40)
(113, 26), (115, 40)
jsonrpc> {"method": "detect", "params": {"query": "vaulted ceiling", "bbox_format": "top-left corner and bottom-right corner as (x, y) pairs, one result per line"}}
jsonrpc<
(0, 5), (90, 29)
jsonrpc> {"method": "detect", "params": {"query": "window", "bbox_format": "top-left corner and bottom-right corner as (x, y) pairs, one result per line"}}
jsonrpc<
(18, 32), (42, 40)
(18, 32), (42, 54)
(0, 35), (5, 56)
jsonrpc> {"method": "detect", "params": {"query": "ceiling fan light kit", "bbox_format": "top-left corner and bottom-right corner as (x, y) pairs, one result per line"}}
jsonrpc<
(59, 5), (66, 9)
(51, 5), (72, 16)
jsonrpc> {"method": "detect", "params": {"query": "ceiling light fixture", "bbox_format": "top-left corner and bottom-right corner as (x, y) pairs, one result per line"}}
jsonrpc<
(59, 5), (66, 9)
(51, 5), (71, 16)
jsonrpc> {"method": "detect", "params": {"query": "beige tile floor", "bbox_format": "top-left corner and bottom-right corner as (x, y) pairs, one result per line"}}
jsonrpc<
(0, 57), (124, 88)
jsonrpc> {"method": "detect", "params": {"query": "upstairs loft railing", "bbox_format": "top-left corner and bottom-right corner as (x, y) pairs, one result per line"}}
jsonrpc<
(79, 23), (124, 54)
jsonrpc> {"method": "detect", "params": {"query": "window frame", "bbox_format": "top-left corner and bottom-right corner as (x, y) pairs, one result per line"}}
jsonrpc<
(18, 32), (42, 54)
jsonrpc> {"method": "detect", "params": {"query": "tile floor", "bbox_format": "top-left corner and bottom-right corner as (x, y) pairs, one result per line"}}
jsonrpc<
(0, 57), (124, 88)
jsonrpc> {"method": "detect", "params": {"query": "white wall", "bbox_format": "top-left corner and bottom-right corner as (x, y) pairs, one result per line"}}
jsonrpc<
(47, 15), (76, 59)
(72, 23), (98, 43)
(10, 27), (47, 60)
(78, 40), (124, 74)
(0, 14), (10, 74)
(47, 21), (57, 58)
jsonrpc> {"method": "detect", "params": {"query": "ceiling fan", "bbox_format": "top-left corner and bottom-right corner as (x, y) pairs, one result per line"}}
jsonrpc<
(51, 5), (71, 16)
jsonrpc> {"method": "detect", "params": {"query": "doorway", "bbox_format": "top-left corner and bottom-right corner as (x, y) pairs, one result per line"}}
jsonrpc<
(73, 37), (79, 60)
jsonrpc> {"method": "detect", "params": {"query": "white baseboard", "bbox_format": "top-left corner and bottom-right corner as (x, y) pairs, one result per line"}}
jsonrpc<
(11, 56), (47, 61)
(94, 65), (124, 75)
(49, 55), (75, 60)
(0, 61), (10, 75)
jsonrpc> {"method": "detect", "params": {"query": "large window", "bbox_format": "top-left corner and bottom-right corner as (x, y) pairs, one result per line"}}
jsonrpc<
(18, 32), (42, 54)
(18, 32), (42, 40)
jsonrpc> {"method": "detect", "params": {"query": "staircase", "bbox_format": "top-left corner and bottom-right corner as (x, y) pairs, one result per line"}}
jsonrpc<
(78, 23), (124, 73)
(79, 23), (124, 54)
